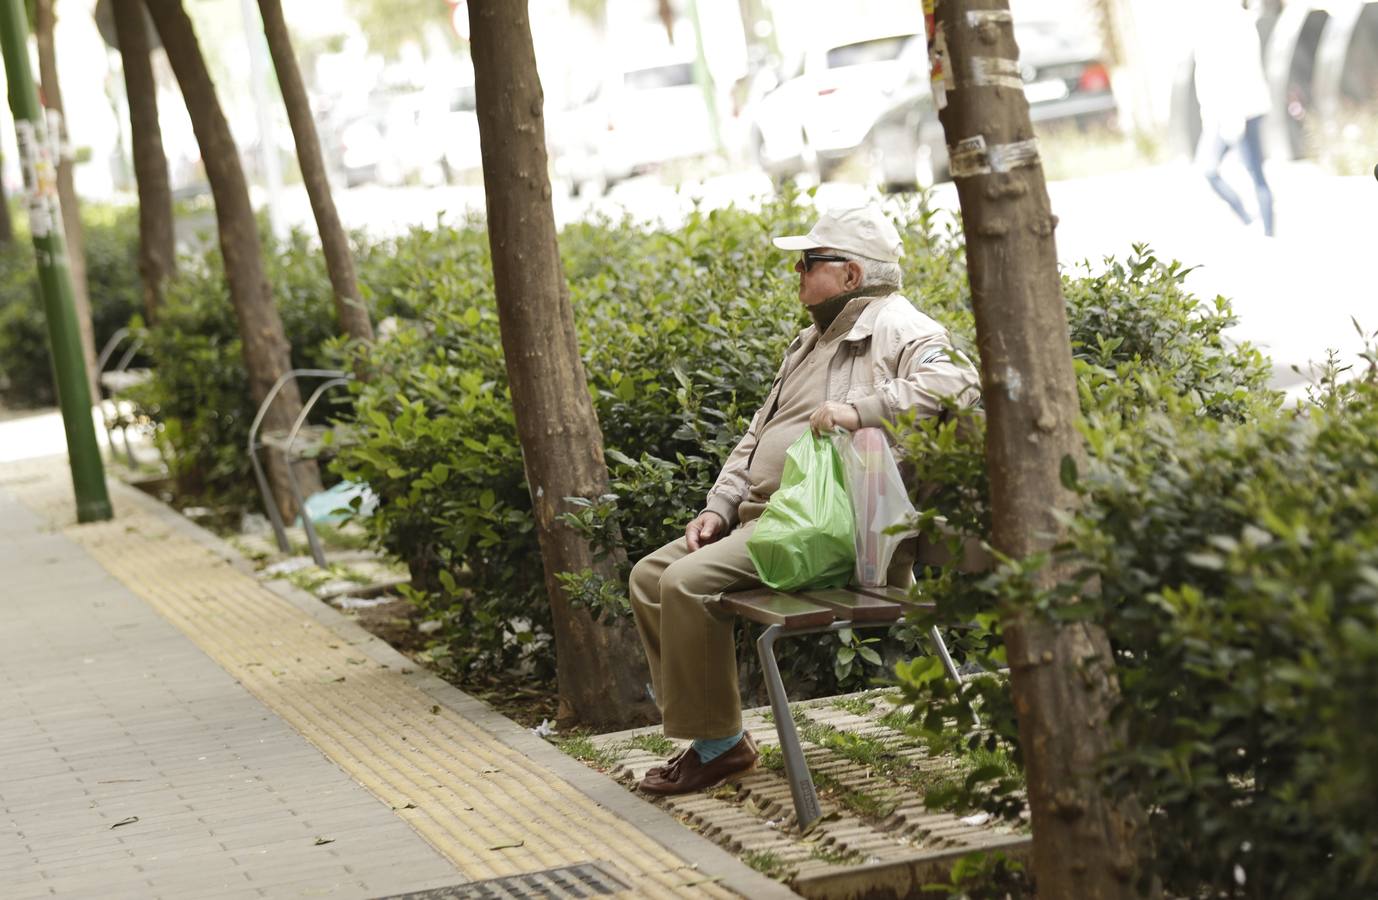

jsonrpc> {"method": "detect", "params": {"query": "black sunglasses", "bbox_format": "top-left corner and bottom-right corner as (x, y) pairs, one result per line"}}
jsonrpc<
(800, 252), (849, 272)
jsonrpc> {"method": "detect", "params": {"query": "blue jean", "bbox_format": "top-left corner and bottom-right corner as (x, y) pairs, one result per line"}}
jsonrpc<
(1197, 115), (1274, 236)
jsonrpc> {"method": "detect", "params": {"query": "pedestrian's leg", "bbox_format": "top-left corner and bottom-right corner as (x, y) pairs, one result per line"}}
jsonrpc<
(628, 538), (690, 712)
(657, 523), (763, 740)
(1197, 128), (1251, 225)
(1240, 116), (1275, 236)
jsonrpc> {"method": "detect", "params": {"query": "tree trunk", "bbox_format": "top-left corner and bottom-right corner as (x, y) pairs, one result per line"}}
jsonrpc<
(931, 2), (1155, 896)
(144, 0), (320, 520)
(256, 0), (373, 347)
(656, 0), (675, 43)
(1093, 0), (1154, 135)
(34, 0), (97, 398)
(467, 1), (654, 731)
(111, 0), (175, 325)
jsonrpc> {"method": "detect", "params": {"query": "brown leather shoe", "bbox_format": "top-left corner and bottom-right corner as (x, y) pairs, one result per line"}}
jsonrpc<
(638, 732), (757, 796)
(643, 747), (691, 781)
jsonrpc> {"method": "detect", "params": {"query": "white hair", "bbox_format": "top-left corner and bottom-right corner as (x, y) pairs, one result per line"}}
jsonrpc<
(837, 252), (902, 292)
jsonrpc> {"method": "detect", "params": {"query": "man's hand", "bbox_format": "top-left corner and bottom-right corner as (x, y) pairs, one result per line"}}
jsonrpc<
(810, 401), (861, 435)
(686, 511), (727, 551)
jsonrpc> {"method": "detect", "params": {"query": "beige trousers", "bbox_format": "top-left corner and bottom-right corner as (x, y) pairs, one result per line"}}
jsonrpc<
(628, 521), (762, 740)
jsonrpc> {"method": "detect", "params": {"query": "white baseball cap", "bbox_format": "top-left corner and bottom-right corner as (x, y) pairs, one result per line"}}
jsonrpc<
(772, 205), (904, 263)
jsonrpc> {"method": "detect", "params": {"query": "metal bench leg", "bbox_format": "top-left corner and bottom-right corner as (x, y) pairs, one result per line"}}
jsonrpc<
(757, 624), (822, 831)
(119, 417), (137, 467)
(284, 455), (328, 568)
(250, 447), (292, 553)
(929, 624), (962, 686)
(928, 624), (980, 727)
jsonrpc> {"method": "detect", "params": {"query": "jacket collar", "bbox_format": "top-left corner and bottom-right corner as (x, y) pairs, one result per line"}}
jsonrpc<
(842, 291), (902, 341)
(792, 291), (902, 346)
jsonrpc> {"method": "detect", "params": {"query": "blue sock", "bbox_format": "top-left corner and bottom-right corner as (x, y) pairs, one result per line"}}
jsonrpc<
(691, 730), (743, 763)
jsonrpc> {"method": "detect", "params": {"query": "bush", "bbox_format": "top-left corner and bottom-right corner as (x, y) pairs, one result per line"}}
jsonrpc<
(1073, 353), (1378, 899)
(0, 205), (145, 408)
(129, 225), (413, 508)
(333, 200), (820, 679)
(890, 253), (1378, 895)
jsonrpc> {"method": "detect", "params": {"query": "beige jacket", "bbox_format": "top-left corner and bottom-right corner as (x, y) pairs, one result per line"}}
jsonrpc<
(704, 293), (980, 530)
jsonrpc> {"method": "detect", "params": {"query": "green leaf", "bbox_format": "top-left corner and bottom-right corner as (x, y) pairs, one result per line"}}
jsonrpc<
(1059, 454), (1078, 490)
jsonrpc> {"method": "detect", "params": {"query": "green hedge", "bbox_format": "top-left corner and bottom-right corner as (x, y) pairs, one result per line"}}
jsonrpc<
(332, 198), (822, 679)
(1080, 361), (1378, 898)
(127, 227), (368, 507)
(891, 254), (1378, 894)
(0, 206), (145, 408)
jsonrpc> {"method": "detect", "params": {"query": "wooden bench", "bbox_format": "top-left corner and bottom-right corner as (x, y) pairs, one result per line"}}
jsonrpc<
(717, 582), (964, 831)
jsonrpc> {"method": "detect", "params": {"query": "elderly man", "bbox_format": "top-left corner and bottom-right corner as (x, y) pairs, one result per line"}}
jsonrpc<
(630, 205), (979, 795)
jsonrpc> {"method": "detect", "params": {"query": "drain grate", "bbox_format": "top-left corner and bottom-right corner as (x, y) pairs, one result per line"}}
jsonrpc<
(374, 861), (630, 899)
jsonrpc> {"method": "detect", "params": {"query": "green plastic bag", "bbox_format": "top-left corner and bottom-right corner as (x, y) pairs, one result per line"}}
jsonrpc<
(747, 431), (856, 591)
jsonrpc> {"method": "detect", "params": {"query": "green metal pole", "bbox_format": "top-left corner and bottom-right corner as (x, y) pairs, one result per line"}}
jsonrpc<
(0, 0), (111, 522)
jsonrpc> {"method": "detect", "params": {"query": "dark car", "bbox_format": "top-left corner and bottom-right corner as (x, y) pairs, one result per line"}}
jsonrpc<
(864, 18), (1117, 190)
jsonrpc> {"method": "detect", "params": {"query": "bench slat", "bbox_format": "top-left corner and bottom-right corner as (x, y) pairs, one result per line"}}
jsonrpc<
(797, 588), (902, 623)
(851, 584), (936, 611)
(720, 590), (836, 629)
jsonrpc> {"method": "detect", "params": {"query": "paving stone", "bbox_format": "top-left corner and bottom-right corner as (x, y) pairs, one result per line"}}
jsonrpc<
(1, 468), (787, 900)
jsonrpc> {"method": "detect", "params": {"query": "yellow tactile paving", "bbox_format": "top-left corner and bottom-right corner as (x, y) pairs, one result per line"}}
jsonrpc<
(10, 469), (736, 898)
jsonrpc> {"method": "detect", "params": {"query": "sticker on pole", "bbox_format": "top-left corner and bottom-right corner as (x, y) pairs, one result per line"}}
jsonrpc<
(928, 23), (953, 111)
(15, 120), (60, 239)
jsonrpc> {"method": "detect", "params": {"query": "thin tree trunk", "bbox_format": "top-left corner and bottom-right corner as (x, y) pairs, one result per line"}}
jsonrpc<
(932, 1), (1155, 896)
(34, 0), (97, 398)
(656, 0), (675, 43)
(144, 0), (320, 521)
(256, 0), (372, 346)
(111, 0), (175, 325)
(468, 1), (654, 730)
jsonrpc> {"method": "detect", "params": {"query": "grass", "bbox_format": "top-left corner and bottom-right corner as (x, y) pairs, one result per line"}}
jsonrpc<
(1037, 122), (1167, 181)
(742, 850), (789, 879)
(874, 705), (1023, 809)
(554, 733), (624, 770)
(793, 708), (970, 803)
(812, 769), (899, 819)
(627, 732), (676, 757)
(282, 563), (371, 594)
(758, 743), (784, 772)
(878, 706), (911, 731)
(810, 845), (864, 866)
(831, 695), (876, 716)
(1306, 108), (1378, 176)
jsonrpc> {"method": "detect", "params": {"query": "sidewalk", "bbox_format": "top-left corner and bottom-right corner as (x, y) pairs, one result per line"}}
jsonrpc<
(0, 455), (795, 900)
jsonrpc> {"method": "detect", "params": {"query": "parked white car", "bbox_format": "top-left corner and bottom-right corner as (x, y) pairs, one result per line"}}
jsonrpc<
(551, 59), (717, 195)
(747, 32), (926, 182)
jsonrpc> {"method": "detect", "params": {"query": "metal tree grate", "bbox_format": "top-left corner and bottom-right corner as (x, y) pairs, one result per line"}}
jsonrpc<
(373, 861), (631, 899)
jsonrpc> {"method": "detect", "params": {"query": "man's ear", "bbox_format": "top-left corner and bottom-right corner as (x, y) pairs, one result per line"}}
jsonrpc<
(847, 261), (863, 290)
